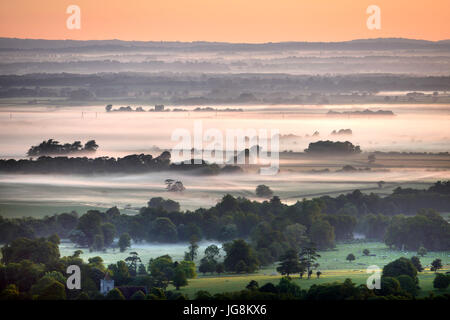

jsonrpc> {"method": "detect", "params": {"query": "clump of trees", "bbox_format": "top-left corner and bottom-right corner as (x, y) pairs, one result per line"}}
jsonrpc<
(304, 140), (361, 154)
(27, 139), (98, 157)
(255, 185), (273, 198)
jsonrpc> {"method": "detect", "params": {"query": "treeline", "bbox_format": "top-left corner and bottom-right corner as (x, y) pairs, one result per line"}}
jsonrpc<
(1, 182), (449, 260)
(27, 139), (98, 157)
(0, 151), (242, 175)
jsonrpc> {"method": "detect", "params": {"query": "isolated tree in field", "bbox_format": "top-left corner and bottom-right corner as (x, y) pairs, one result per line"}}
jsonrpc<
(118, 233), (131, 252)
(433, 273), (450, 290)
(363, 249), (370, 256)
(316, 271), (322, 279)
(255, 185), (273, 198)
(299, 244), (321, 278)
(430, 259), (443, 273)
(410, 256), (424, 272)
(277, 249), (302, 277)
(346, 253), (356, 262)
(417, 246), (427, 257)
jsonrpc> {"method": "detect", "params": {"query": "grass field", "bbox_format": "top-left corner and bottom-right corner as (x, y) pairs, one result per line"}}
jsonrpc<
(167, 268), (448, 298)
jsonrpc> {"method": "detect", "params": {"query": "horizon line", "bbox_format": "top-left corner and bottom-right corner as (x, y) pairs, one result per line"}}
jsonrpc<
(1, 36), (450, 45)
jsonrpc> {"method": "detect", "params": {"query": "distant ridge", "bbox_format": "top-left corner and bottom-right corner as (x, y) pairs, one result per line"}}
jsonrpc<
(1, 37), (449, 51)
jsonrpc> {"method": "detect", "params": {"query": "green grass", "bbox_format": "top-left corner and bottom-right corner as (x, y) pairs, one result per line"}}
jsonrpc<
(166, 241), (449, 298)
(168, 269), (449, 298)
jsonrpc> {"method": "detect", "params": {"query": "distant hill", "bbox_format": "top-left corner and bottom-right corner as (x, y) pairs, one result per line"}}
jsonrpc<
(1, 37), (449, 52)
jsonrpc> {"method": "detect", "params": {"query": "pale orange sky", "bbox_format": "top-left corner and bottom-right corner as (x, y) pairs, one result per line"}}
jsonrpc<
(0, 0), (449, 42)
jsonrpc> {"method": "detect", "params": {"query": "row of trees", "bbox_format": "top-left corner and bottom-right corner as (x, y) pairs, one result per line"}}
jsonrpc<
(1, 183), (449, 255)
(0, 151), (241, 175)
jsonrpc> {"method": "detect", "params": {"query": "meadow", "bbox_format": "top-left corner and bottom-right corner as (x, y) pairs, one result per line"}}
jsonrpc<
(58, 240), (449, 298)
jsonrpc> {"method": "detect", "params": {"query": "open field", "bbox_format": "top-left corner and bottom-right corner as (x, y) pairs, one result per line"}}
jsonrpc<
(167, 268), (449, 298)
(57, 240), (450, 298)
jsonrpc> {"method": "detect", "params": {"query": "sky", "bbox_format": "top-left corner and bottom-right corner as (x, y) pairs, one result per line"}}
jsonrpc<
(0, 0), (449, 42)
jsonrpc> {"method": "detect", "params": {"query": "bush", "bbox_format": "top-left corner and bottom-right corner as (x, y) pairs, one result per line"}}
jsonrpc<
(382, 258), (417, 281)
(105, 288), (126, 300)
(396, 275), (418, 296)
(433, 273), (450, 290)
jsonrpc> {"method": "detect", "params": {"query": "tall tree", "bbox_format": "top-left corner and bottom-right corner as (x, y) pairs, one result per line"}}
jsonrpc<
(299, 244), (321, 279)
(276, 249), (302, 277)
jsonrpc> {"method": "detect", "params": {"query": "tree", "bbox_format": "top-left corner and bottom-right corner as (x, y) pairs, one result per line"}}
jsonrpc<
(255, 185), (273, 198)
(84, 140), (99, 152)
(130, 290), (146, 300)
(276, 249), (302, 277)
(246, 280), (259, 290)
(299, 244), (321, 279)
(235, 260), (248, 274)
(346, 254), (356, 263)
(316, 271), (322, 279)
(284, 223), (308, 250)
(92, 234), (104, 251)
(148, 255), (174, 289)
(383, 258), (417, 281)
(199, 257), (216, 275)
(417, 246), (427, 257)
(223, 239), (259, 273)
(410, 256), (423, 272)
(37, 281), (66, 300)
(101, 223), (116, 247)
(125, 252), (142, 276)
(0, 284), (19, 300)
(310, 219), (335, 249)
(1, 237), (60, 266)
(177, 260), (196, 279)
(396, 275), (418, 296)
(105, 288), (126, 300)
(118, 233), (131, 252)
(153, 217), (178, 242)
(172, 269), (188, 290)
(108, 261), (130, 286)
(430, 259), (443, 273)
(185, 236), (199, 261)
(204, 244), (220, 261)
(363, 249), (370, 256)
(378, 277), (402, 296)
(215, 263), (225, 275)
(433, 273), (450, 290)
